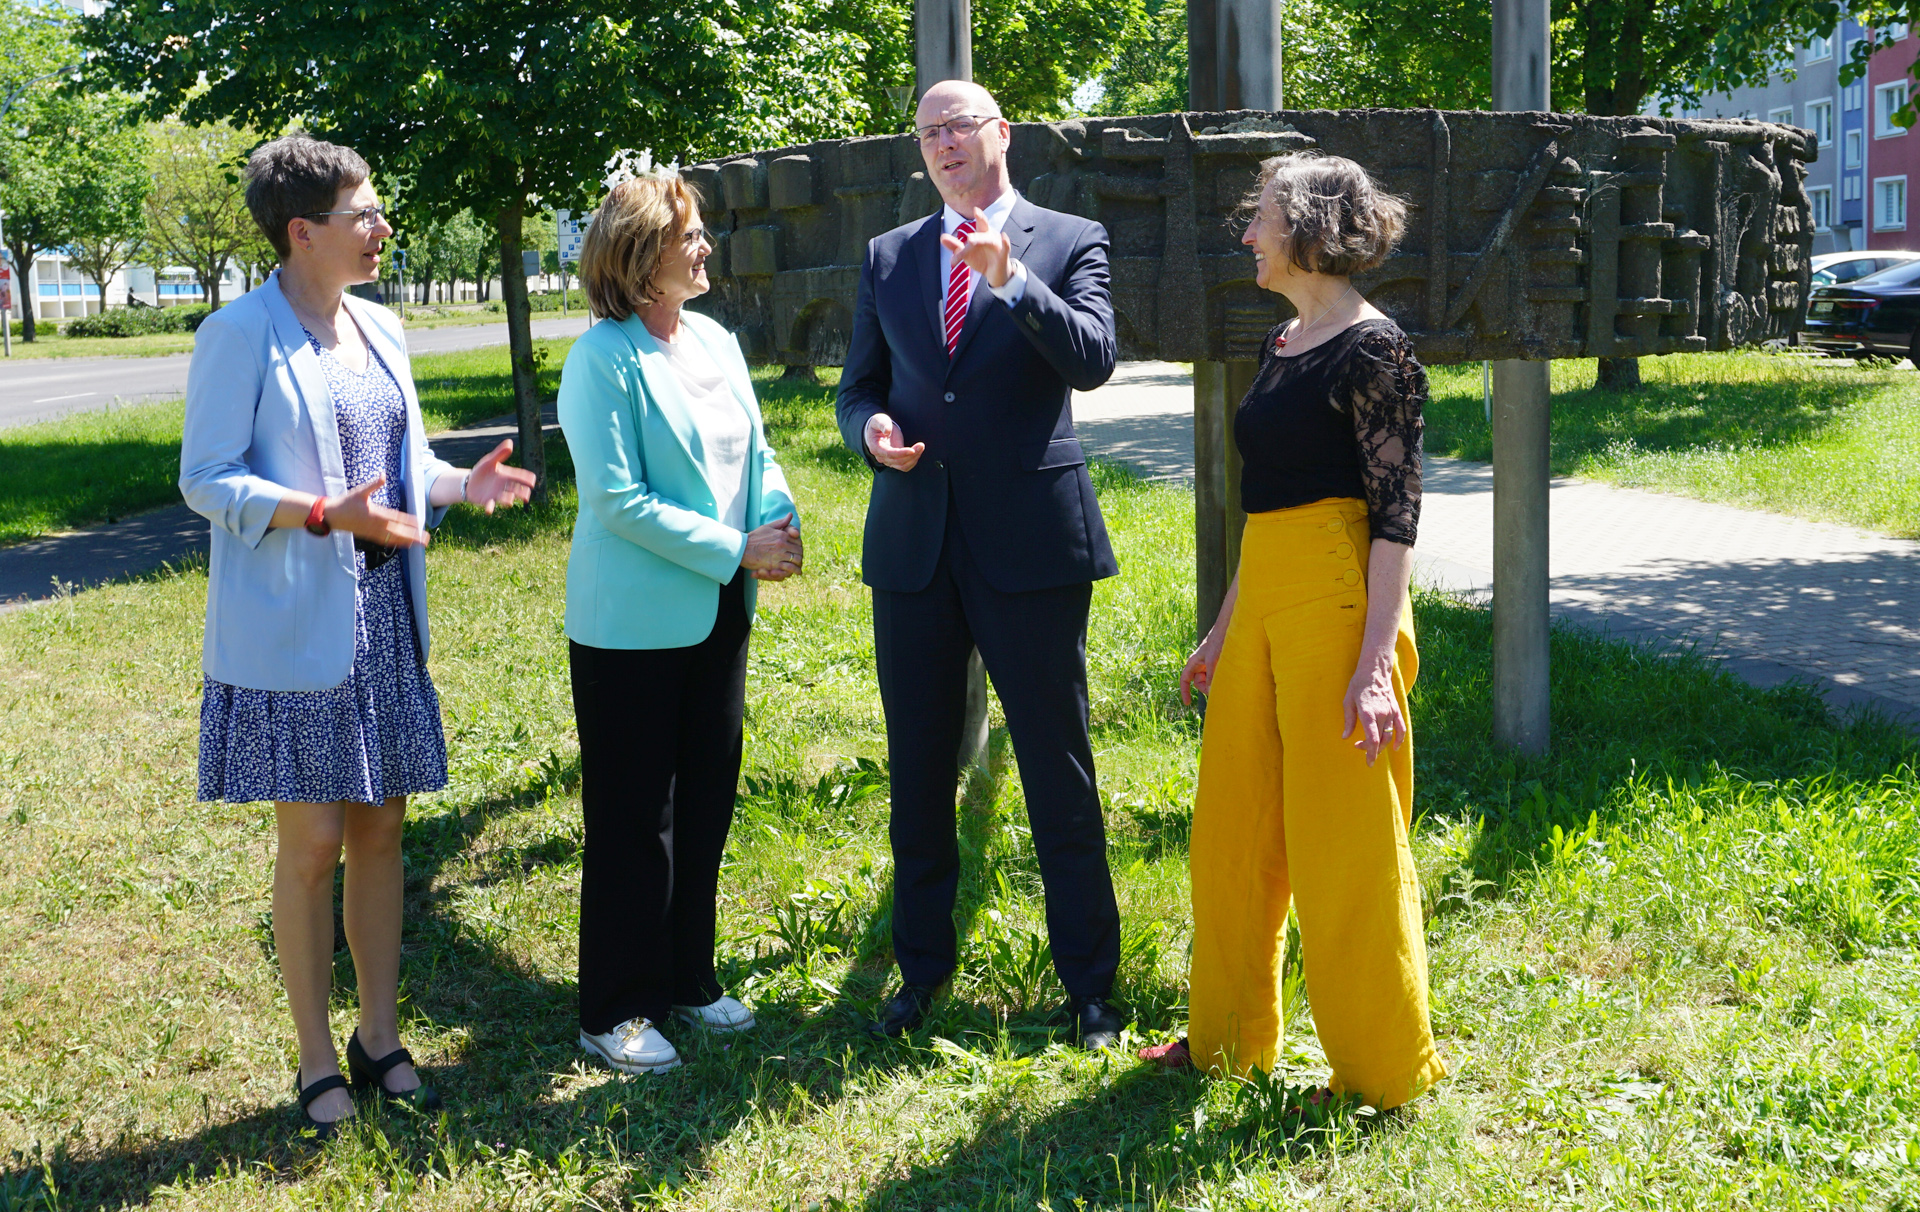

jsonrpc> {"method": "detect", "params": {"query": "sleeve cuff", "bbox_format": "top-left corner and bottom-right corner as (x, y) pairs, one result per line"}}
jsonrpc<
(990, 259), (1028, 306)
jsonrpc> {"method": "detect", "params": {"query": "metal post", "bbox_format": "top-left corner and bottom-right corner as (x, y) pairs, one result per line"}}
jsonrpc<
(913, 0), (971, 100)
(913, 0), (989, 774)
(1188, 0), (1280, 635)
(1491, 0), (1552, 753)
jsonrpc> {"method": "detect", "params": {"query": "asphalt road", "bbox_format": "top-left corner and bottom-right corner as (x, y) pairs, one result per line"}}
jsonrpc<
(0, 314), (592, 430)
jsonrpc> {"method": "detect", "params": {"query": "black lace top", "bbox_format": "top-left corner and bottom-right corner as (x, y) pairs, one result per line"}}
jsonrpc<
(1233, 318), (1427, 546)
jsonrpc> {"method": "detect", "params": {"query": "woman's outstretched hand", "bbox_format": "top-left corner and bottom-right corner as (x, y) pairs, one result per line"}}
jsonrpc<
(327, 475), (429, 547)
(466, 440), (537, 513)
(1179, 629), (1227, 706)
(741, 513), (803, 581)
(1342, 653), (1407, 766)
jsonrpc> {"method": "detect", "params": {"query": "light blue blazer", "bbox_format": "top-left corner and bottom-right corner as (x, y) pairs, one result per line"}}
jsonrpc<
(179, 272), (456, 691)
(558, 309), (797, 650)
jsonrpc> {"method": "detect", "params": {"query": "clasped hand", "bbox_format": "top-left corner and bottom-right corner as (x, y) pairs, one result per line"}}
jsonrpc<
(741, 513), (803, 581)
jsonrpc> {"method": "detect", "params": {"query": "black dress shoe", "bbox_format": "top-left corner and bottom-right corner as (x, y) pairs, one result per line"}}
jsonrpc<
(869, 984), (938, 1037)
(346, 1030), (444, 1112)
(295, 1070), (351, 1140)
(1072, 997), (1127, 1050)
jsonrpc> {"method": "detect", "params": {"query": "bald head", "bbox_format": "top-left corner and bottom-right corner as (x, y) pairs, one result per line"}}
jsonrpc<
(913, 80), (1012, 216)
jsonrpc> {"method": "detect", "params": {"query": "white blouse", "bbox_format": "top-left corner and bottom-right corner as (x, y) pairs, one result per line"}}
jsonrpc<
(661, 333), (751, 532)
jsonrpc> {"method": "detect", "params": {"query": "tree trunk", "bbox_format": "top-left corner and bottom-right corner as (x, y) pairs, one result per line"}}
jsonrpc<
(1596, 356), (1642, 390)
(496, 195), (548, 503)
(7, 242), (40, 342)
(203, 270), (223, 311)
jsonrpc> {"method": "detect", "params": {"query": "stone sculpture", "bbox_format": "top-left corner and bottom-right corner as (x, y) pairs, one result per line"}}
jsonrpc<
(685, 108), (1814, 369)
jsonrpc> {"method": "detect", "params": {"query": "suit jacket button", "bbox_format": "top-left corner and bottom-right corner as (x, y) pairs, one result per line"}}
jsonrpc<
(944, 392), (955, 402)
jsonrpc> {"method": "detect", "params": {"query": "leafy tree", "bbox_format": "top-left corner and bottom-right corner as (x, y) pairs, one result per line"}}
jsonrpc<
(141, 118), (257, 311)
(0, 0), (81, 341)
(82, 0), (843, 496)
(54, 93), (151, 310)
(1711, 3), (1920, 127)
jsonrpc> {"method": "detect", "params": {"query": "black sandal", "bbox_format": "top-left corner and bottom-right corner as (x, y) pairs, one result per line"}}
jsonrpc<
(347, 1030), (443, 1111)
(294, 1070), (352, 1140)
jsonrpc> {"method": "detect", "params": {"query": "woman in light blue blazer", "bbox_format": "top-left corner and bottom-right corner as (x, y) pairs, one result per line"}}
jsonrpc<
(560, 174), (802, 1075)
(180, 135), (534, 1136)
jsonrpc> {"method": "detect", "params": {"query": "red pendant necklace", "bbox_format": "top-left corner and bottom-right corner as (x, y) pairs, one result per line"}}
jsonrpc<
(1274, 285), (1355, 351)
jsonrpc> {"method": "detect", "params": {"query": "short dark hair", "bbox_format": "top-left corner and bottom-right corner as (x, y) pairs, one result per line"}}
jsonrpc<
(1240, 152), (1407, 277)
(244, 135), (371, 260)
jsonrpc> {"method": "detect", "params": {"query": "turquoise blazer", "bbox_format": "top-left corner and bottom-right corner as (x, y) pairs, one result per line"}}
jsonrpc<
(557, 310), (798, 650)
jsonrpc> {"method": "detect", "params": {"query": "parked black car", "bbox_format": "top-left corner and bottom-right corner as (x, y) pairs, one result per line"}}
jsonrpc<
(1800, 258), (1920, 363)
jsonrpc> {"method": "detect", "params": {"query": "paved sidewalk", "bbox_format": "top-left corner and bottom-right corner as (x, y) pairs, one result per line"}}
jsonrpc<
(0, 410), (559, 613)
(1073, 362), (1920, 726)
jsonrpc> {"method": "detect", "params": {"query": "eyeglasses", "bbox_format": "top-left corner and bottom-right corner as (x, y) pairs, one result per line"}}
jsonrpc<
(301, 204), (388, 229)
(913, 114), (1001, 143)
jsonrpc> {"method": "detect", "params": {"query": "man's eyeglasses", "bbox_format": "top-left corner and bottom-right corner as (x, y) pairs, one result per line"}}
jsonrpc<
(302, 204), (388, 229)
(913, 114), (1000, 143)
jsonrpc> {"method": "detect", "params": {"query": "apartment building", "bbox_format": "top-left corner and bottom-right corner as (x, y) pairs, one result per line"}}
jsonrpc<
(1682, 18), (1916, 255)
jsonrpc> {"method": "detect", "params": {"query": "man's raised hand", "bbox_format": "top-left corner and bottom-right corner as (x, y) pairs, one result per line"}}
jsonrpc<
(941, 204), (1013, 288)
(865, 414), (925, 472)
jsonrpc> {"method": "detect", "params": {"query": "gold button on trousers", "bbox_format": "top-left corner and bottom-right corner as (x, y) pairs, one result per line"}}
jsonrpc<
(1187, 498), (1445, 1109)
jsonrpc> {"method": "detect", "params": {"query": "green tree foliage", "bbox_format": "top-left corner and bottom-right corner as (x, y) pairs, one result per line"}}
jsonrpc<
(141, 118), (257, 312)
(0, 0), (81, 341)
(56, 94), (152, 310)
(1710, 3), (1920, 127)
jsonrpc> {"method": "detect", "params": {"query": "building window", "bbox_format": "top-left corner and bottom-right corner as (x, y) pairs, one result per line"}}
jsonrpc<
(1846, 128), (1863, 166)
(1876, 81), (1910, 136)
(1808, 98), (1835, 144)
(1846, 174), (1863, 200)
(1768, 105), (1795, 126)
(1846, 82), (1864, 110)
(1874, 175), (1907, 229)
(1808, 33), (1834, 60)
(1810, 186), (1834, 230)
(1887, 22), (1911, 41)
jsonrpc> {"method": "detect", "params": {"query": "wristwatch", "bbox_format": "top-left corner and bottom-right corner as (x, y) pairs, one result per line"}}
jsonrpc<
(304, 497), (331, 536)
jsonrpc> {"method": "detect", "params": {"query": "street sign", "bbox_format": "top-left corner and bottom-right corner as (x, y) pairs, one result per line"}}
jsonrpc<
(556, 210), (588, 266)
(0, 264), (11, 314)
(522, 249), (541, 278)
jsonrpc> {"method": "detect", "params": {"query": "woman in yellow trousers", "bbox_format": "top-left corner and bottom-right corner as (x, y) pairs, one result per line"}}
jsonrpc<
(1141, 152), (1446, 1111)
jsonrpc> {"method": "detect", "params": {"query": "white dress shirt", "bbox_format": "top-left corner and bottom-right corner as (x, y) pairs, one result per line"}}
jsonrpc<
(940, 186), (1028, 312)
(661, 331), (751, 531)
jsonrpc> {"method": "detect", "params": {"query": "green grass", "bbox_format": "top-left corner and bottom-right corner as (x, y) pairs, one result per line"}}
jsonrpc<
(0, 306), (540, 359)
(1428, 352), (1920, 538)
(0, 341), (569, 545)
(0, 374), (1916, 1209)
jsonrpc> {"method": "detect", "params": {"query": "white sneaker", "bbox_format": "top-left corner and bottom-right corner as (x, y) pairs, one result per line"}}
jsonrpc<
(673, 996), (756, 1033)
(579, 1018), (681, 1074)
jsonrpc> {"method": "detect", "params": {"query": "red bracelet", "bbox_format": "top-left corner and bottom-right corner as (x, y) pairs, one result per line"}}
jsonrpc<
(304, 497), (331, 536)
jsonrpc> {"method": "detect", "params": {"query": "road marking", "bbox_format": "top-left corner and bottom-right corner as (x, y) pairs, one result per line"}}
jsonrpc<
(31, 392), (97, 404)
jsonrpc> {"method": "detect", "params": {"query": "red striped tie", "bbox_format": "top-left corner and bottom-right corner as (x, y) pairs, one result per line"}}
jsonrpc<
(943, 218), (976, 357)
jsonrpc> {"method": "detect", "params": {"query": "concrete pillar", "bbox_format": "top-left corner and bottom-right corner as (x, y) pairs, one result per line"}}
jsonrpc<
(1490, 0), (1552, 754)
(1490, 360), (1551, 753)
(914, 0), (971, 101)
(1189, 0), (1279, 637)
(912, 0), (990, 774)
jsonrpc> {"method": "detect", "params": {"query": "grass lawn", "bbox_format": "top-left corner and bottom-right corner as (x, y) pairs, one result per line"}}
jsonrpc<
(1427, 352), (1920, 538)
(1, 372), (1916, 1209)
(0, 341), (570, 546)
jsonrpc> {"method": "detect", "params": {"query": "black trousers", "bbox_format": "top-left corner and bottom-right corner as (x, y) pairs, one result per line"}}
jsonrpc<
(571, 571), (750, 1034)
(872, 507), (1121, 1003)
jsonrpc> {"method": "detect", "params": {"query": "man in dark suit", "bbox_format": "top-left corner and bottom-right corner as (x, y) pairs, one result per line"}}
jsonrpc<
(835, 80), (1125, 1049)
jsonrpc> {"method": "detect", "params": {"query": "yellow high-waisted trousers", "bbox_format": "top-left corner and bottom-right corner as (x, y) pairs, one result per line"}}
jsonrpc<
(1187, 497), (1446, 1109)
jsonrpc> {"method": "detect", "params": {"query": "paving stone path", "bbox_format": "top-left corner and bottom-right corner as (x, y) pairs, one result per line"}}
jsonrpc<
(1075, 361), (1920, 727)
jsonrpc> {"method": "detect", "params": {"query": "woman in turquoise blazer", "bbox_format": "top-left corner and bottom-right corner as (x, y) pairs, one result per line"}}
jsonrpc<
(559, 173), (802, 1075)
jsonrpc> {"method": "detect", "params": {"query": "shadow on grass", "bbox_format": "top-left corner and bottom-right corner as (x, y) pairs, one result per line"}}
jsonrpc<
(1426, 356), (1897, 473)
(0, 434), (185, 544)
(1409, 590), (1919, 897)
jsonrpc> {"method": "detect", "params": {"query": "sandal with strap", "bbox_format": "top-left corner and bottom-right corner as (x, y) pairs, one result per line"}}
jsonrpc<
(346, 1030), (443, 1111)
(294, 1070), (352, 1140)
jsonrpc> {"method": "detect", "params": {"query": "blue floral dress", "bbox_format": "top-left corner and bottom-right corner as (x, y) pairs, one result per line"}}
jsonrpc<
(196, 330), (450, 805)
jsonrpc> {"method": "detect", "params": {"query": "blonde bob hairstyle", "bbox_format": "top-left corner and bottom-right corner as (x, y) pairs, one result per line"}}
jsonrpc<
(1240, 151), (1407, 277)
(578, 173), (705, 322)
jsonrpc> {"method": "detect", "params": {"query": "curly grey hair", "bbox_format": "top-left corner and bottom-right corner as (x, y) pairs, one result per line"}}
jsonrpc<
(1240, 151), (1407, 277)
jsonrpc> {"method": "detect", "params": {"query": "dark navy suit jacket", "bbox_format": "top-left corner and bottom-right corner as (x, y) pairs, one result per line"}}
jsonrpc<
(835, 195), (1122, 594)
